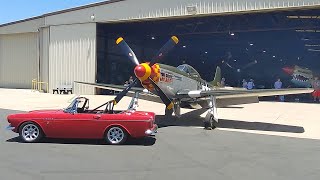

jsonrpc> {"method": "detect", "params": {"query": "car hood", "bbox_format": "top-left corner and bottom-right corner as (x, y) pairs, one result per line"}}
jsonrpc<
(123, 110), (156, 118)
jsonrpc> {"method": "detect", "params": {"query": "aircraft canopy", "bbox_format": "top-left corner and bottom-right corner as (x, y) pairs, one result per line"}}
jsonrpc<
(177, 64), (201, 78)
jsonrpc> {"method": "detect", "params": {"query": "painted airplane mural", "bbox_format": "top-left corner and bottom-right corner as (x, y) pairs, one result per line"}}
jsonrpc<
(282, 65), (315, 88)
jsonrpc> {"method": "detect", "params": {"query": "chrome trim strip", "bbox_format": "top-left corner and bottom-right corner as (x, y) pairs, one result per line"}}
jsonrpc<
(102, 120), (152, 122)
(145, 125), (158, 136)
(5, 124), (15, 130)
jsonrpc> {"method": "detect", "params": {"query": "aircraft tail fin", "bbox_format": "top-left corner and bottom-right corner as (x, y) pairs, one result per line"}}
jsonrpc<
(210, 66), (221, 87)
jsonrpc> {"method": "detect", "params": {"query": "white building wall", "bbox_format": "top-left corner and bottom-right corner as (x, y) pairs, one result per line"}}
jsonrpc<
(48, 23), (96, 95)
(0, 33), (38, 88)
(40, 27), (50, 85)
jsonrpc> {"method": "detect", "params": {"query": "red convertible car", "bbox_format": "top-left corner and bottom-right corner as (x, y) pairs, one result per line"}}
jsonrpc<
(6, 97), (157, 145)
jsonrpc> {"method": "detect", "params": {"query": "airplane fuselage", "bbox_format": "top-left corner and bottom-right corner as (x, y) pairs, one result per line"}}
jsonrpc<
(152, 64), (211, 100)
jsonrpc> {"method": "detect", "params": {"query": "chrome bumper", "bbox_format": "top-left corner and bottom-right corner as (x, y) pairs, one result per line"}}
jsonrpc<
(145, 124), (158, 136)
(6, 124), (15, 131)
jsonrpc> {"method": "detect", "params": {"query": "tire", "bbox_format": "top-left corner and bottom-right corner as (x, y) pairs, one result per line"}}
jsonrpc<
(204, 114), (217, 130)
(105, 126), (128, 145)
(19, 122), (43, 143)
(165, 108), (173, 117)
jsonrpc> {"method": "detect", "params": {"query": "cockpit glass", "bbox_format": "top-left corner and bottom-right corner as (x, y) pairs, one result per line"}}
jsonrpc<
(177, 64), (201, 78)
(177, 65), (187, 72)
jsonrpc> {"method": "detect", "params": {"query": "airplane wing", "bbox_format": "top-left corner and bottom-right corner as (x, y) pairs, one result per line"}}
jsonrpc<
(75, 81), (145, 92)
(74, 81), (162, 103)
(176, 87), (313, 99)
(176, 87), (313, 107)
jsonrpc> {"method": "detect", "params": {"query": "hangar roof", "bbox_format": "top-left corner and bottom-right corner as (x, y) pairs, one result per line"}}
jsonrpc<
(0, 0), (124, 28)
(1, 0), (320, 34)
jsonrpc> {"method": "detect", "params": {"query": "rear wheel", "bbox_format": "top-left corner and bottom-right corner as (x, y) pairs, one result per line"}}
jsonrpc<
(19, 122), (43, 143)
(105, 126), (128, 145)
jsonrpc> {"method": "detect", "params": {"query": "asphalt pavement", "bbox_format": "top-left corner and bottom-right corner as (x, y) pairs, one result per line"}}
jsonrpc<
(1, 108), (320, 180)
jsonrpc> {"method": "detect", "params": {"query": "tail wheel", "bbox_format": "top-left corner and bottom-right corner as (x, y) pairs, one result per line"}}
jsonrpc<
(19, 122), (43, 143)
(105, 126), (128, 145)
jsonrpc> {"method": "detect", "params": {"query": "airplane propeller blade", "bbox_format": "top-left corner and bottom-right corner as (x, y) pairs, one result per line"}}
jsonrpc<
(116, 37), (140, 66)
(113, 78), (138, 105)
(148, 78), (174, 110)
(149, 36), (179, 66)
(114, 36), (178, 110)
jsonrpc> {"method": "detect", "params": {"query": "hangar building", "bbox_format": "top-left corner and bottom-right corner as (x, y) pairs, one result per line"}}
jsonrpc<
(1, 0), (320, 95)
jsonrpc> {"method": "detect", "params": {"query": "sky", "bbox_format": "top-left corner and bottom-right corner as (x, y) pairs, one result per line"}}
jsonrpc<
(0, 0), (105, 24)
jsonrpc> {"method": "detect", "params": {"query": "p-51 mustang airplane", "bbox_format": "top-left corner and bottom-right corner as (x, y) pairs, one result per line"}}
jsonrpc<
(76, 36), (313, 130)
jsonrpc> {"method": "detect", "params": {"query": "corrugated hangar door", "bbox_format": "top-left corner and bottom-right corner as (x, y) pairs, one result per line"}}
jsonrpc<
(0, 33), (38, 88)
(49, 23), (96, 95)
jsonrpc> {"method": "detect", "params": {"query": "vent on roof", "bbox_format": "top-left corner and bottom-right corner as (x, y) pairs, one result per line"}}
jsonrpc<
(186, 6), (197, 15)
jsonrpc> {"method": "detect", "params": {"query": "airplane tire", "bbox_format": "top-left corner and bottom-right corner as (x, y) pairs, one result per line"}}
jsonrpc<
(204, 114), (216, 130)
(165, 108), (173, 117)
(204, 121), (212, 130)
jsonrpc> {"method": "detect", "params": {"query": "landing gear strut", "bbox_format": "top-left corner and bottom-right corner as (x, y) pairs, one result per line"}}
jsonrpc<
(165, 100), (181, 118)
(204, 96), (218, 130)
(128, 92), (139, 110)
(173, 100), (181, 118)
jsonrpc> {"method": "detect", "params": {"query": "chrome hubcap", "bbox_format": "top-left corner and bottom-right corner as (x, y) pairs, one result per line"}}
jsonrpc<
(22, 124), (39, 142)
(107, 127), (124, 144)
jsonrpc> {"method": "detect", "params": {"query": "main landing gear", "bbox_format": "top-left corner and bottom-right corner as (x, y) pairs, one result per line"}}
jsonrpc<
(165, 100), (181, 118)
(204, 96), (218, 130)
(128, 92), (140, 110)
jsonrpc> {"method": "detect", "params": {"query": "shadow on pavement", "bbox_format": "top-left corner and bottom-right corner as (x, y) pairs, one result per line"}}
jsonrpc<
(156, 108), (305, 133)
(6, 136), (156, 146)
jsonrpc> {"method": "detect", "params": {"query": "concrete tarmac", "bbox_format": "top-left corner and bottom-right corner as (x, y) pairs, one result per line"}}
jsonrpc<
(1, 89), (320, 180)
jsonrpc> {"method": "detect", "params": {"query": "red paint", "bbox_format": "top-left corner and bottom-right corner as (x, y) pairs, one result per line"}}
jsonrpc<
(7, 110), (156, 139)
(282, 67), (294, 75)
(134, 65), (146, 78)
(137, 64), (160, 90)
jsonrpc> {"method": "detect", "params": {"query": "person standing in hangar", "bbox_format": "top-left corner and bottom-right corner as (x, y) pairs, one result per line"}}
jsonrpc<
(274, 78), (284, 102)
(247, 79), (255, 90)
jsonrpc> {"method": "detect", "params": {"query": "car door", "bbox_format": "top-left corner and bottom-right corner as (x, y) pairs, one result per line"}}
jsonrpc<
(45, 112), (103, 139)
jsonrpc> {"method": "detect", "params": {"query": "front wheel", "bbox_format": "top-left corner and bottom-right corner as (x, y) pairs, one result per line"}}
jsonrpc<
(105, 126), (128, 145)
(165, 108), (173, 117)
(19, 122), (43, 143)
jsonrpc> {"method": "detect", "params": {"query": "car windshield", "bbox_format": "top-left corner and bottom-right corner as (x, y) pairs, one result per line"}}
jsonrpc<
(63, 99), (78, 113)
(63, 97), (88, 113)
